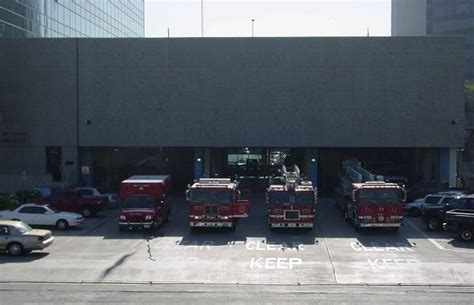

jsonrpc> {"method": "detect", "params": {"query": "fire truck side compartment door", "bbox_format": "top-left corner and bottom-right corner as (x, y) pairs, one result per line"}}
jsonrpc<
(233, 200), (251, 217)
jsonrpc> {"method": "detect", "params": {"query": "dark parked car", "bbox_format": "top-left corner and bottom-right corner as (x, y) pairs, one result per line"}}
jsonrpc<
(421, 196), (474, 231)
(444, 209), (474, 242)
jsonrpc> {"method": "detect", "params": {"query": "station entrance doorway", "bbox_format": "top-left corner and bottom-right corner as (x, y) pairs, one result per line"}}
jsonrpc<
(198, 148), (308, 193)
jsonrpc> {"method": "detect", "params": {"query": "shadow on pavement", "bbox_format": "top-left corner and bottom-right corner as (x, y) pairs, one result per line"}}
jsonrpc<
(48, 195), (466, 249)
(447, 239), (474, 249)
(178, 229), (247, 247)
(265, 229), (319, 248)
(0, 252), (49, 264)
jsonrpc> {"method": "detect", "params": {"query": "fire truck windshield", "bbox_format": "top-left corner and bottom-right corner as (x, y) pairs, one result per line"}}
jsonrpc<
(190, 189), (233, 204)
(358, 189), (401, 204)
(123, 195), (156, 209)
(269, 191), (314, 205)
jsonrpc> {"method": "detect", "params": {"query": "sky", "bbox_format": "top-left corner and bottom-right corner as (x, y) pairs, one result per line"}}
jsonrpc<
(145, 0), (392, 38)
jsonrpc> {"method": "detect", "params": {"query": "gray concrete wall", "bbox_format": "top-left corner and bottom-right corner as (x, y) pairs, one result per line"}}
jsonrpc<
(0, 39), (78, 189)
(0, 37), (466, 190)
(77, 37), (464, 147)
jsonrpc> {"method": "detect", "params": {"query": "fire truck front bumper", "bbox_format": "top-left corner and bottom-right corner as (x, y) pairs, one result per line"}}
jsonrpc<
(270, 222), (313, 228)
(358, 223), (401, 228)
(119, 221), (155, 230)
(190, 221), (233, 228)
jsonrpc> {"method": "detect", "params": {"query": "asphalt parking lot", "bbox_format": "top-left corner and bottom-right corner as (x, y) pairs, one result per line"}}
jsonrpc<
(1, 196), (473, 286)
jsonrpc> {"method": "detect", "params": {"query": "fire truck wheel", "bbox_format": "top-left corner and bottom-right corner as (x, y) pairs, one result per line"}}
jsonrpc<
(164, 210), (171, 223)
(118, 225), (127, 232)
(230, 223), (236, 231)
(344, 211), (351, 223)
(389, 227), (399, 233)
(353, 219), (361, 232)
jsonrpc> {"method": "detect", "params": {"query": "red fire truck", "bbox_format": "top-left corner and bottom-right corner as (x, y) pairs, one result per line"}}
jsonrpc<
(118, 175), (172, 232)
(344, 181), (406, 232)
(335, 160), (406, 232)
(266, 165), (317, 229)
(186, 178), (251, 230)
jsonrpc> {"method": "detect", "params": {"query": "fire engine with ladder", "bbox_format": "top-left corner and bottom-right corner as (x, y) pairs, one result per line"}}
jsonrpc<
(266, 165), (318, 229)
(336, 160), (406, 232)
(186, 178), (251, 230)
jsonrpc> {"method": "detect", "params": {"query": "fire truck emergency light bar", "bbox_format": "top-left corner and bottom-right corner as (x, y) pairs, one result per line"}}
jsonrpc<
(198, 178), (232, 184)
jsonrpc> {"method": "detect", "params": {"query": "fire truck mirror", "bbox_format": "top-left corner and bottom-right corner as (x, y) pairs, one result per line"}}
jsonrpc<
(185, 189), (191, 202)
(237, 190), (241, 201)
(402, 190), (407, 203)
(265, 193), (269, 204)
(352, 190), (357, 202)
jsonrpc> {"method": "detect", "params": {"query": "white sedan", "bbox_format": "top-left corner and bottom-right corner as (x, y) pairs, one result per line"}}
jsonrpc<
(0, 204), (84, 230)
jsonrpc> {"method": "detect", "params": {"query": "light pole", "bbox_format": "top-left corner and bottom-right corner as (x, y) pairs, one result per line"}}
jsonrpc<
(251, 19), (255, 37)
(201, 0), (204, 37)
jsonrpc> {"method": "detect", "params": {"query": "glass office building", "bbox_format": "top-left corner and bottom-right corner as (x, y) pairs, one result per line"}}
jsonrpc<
(426, 0), (474, 80)
(0, 0), (144, 38)
(392, 0), (474, 80)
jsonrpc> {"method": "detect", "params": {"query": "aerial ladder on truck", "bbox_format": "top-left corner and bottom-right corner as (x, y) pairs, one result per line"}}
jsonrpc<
(267, 164), (318, 229)
(336, 160), (383, 208)
(281, 164), (301, 184)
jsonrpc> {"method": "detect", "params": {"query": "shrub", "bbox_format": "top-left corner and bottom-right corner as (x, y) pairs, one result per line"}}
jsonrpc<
(15, 189), (42, 204)
(0, 193), (18, 210)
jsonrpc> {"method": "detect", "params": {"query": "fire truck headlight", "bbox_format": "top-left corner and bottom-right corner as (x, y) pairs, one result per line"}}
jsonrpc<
(221, 216), (229, 220)
(145, 215), (153, 220)
(193, 215), (202, 220)
(119, 215), (126, 221)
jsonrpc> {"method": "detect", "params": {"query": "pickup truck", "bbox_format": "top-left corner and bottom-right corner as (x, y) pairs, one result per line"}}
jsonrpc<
(37, 189), (107, 217)
(421, 196), (474, 231)
(443, 209), (474, 242)
(75, 187), (118, 207)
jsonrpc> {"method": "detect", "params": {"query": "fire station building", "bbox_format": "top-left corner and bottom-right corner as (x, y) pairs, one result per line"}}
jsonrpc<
(0, 37), (465, 193)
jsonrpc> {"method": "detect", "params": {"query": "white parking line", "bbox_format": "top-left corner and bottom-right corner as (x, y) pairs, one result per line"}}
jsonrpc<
(405, 219), (473, 254)
(404, 219), (445, 250)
